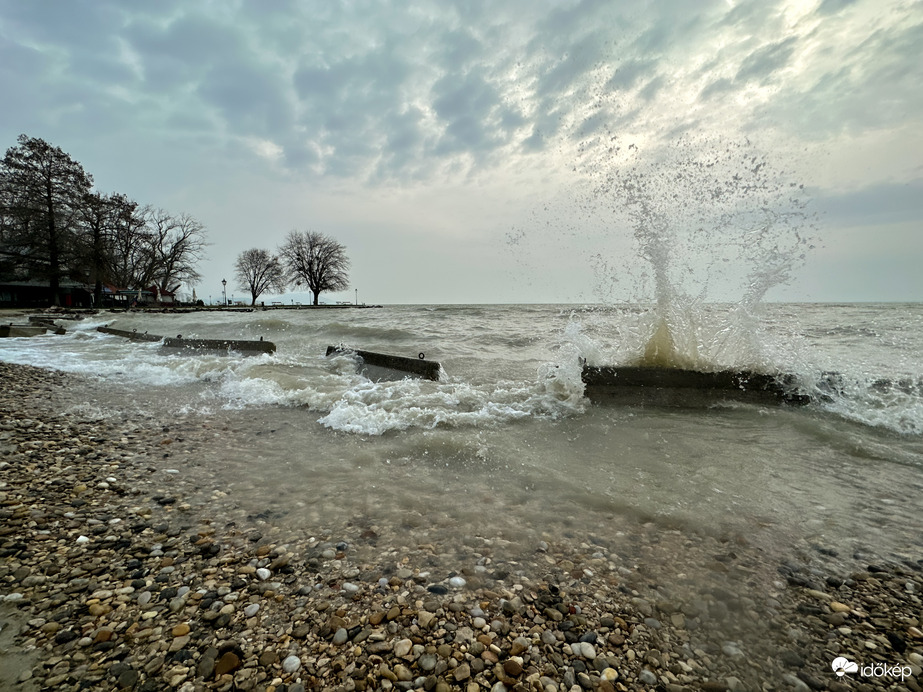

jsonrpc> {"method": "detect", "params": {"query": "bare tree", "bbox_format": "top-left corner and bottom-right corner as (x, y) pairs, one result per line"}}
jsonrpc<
(234, 248), (286, 306)
(145, 208), (207, 293)
(278, 230), (349, 305)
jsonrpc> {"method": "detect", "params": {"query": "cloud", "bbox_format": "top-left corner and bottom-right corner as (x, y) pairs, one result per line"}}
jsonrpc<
(1, 0), (920, 301)
(734, 37), (797, 83)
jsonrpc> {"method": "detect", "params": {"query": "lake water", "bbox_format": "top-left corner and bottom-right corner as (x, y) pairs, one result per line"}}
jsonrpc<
(2, 303), (922, 576)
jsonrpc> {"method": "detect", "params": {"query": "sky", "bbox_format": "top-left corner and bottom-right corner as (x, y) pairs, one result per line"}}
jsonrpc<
(1, 0), (920, 304)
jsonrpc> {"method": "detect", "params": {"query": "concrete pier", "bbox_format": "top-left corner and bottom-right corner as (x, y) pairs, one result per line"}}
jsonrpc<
(0, 325), (48, 338)
(97, 326), (276, 354)
(326, 346), (441, 381)
(582, 365), (809, 406)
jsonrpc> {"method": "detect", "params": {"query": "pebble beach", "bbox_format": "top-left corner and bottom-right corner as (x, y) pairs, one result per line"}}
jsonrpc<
(1, 360), (922, 692)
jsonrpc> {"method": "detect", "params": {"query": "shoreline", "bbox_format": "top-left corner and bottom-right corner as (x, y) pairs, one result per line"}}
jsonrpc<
(0, 361), (920, 691)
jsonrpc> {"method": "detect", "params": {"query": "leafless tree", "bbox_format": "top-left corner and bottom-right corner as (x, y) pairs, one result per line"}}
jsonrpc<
(234, 248), (286, 306)
(105, 198), (152, 289)
(144, 208), (207, 293)
(278, 230), (350, 305)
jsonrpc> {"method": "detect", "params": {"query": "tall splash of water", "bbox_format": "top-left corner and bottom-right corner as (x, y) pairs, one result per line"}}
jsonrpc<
(586, 135), (815, 371)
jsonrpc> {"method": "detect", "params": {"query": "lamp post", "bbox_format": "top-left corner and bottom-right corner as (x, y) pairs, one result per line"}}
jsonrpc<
(221, 279), (227, 307)
(355, 289), (358, 306)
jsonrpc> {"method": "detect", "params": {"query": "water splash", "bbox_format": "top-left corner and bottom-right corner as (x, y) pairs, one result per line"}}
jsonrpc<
(583, 135), (816, 371)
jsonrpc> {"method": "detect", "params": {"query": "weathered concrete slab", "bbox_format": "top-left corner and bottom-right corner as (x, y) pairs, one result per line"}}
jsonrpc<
(0, 324), (47, 338)
(97, 326), (161, 342)
(582, 365), (809, 407)
(97, 326), (276, 354)
(161, 336), (275, 354)
(25, 316), (67, 334)
(326, 345), (441, 381)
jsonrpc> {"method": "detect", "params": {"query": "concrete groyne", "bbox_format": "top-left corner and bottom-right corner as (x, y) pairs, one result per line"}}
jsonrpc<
(581, 365), (809, 406)
(326, 346), (441, 381)
(97, 326), (276, 354)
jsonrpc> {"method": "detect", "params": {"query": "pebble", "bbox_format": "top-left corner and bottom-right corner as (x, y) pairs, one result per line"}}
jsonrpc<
(244, 603), (260, 617)
(571, 641), (596, 659)
(282, 655), (301, 674)
(394, 638), (413, 657)
(449, 576), (467, 589)
(256, 567), (271, 580)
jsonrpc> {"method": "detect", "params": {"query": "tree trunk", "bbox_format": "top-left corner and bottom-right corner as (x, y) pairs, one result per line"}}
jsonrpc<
(312, 290), (319, 306)
(46, 184), (60, 307)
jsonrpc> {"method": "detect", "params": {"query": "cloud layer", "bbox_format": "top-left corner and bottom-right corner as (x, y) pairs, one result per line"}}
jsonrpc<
(1, 0), (920, 301)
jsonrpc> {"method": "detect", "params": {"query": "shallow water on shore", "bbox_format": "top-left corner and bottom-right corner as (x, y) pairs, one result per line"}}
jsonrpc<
(4, 303), (920, 577)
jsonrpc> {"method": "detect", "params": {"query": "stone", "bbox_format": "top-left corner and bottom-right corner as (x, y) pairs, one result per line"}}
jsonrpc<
(214, 652), (241, 677)
(453, 663), (471, 681)
(503, 659), (523, 677)
(394, 638), (413, 657)
(172, 623), (190, 637)
(282, 655), (301, 674)
(573, 641), (596, 659)
(244, 603), (260, 617)
(333, 627), (348, 645)
(510, 636), (531, 656)
(118, 668), (140, 689)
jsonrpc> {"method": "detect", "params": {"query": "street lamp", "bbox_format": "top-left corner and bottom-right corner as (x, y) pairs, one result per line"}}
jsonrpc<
(221, 279), (227, 307)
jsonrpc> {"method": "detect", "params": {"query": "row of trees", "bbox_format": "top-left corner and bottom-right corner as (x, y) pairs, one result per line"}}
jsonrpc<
(0, 134), (206, 306)
(234, 231), (350, 306)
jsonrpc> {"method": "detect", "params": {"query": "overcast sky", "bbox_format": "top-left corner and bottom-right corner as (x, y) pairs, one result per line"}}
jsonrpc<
(1, 0), (920, 304)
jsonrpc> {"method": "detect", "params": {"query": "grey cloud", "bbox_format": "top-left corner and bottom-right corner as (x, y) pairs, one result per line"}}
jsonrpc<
(605, 59), (657, 91)
(0, 0), (123, 50)
(198, 57), (293, 136)
(718, 1), (780, 32)
(734, 37), (796, 83)
(437, 28), (484, 70)
(753, 19), (923, 137)
(699, 77), (735, 100)
(637, 75), (664, 101)
(816, 0), (860, 15)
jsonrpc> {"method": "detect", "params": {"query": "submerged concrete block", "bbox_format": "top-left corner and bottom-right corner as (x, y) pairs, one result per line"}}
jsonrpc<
(97, 326), (276, 354)
(96, 326), (161, 342)
(0, 324), (48, 338)
(161, 336), (275, 354)
(326, 345), (441, 381)
(582, 365), (809, 406)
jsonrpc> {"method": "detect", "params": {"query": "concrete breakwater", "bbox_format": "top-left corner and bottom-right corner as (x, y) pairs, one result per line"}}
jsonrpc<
(97, 326), (276, 354)
(581, 365), (809, 406)
(325, 345), (441, 381)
